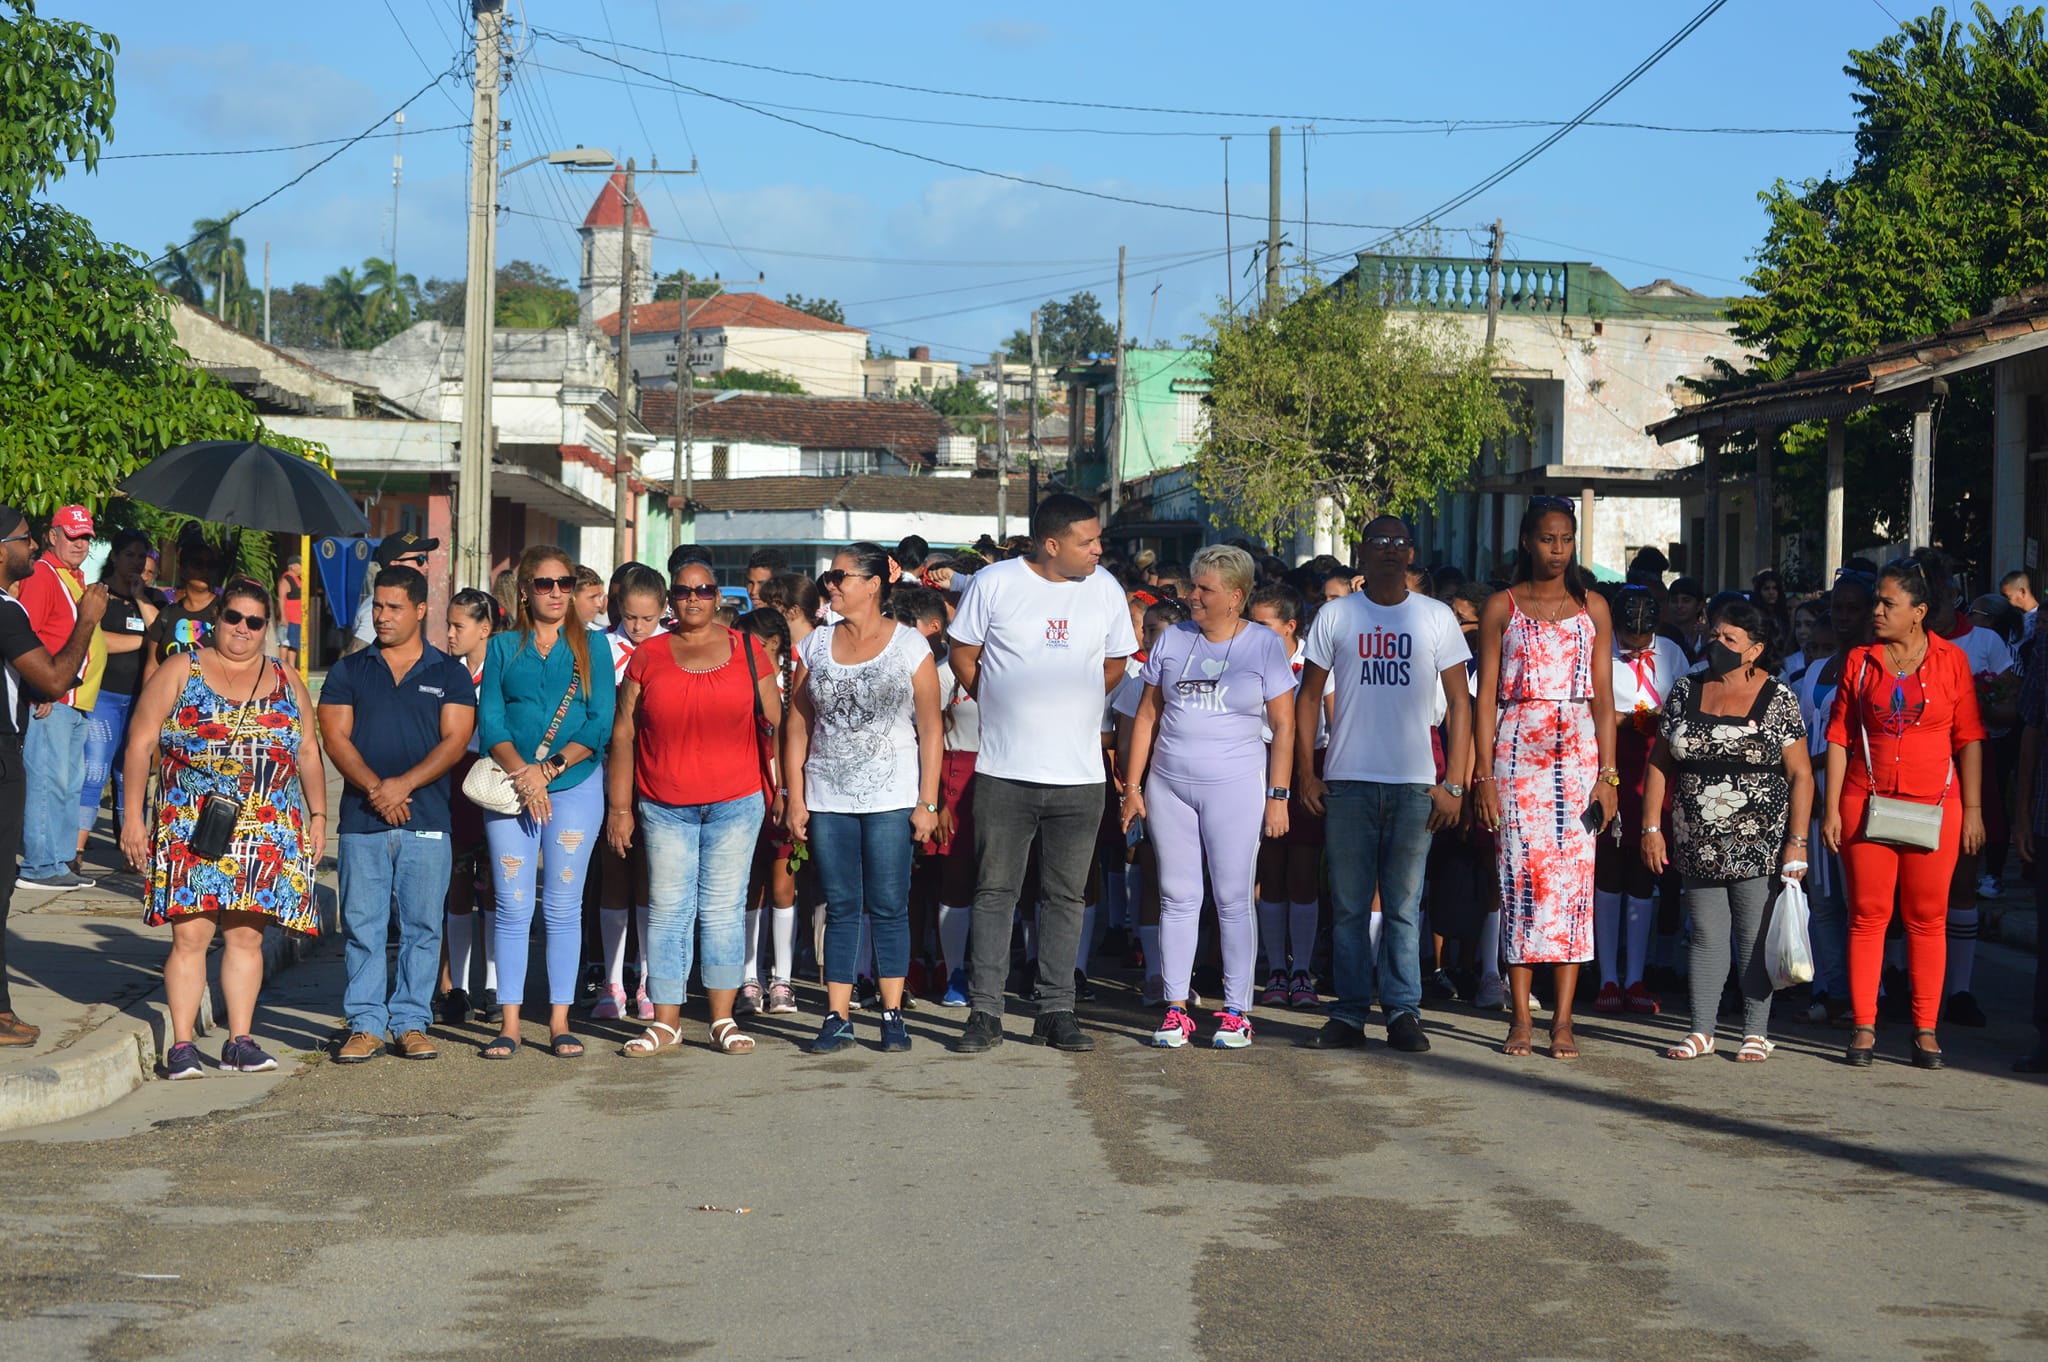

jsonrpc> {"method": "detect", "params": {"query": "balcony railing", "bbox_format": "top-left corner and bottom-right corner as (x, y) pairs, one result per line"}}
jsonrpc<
(1354, 256), (1572, 315)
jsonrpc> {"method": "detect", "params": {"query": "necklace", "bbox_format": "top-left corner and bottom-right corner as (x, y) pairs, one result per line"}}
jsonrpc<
(1883, 635), (1928, 677)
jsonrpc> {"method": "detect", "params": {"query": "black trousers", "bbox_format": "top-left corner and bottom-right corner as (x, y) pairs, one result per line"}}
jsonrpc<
(0, 739), (26, 1013)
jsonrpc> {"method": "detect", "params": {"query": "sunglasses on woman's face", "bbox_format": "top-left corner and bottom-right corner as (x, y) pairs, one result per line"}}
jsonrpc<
(221, 606), (267, 631)
(670, 583), (720, 602)
(530, 575), (576, 594)
(819, 569), (872, 591)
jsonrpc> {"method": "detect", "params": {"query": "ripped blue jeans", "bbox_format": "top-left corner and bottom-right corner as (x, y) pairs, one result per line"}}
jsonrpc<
(483, 776), (603, 1007)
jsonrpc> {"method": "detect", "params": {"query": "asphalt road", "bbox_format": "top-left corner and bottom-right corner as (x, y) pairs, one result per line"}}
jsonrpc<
(2, 940), (2044, 1362)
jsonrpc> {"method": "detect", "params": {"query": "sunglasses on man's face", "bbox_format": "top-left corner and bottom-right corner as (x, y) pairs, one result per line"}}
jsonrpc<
(670, 583), (720, 602)
(221, 607), (267, 632)
(530, 575), (577, 594)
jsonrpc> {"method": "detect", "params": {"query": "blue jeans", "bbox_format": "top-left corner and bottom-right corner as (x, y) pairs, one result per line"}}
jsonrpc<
(1324, 780), (1433, 1025)
(79, 691), (133, 835)
(22, 702), (88, 879)
(811, 807), (915, 985)
(639, 792), (762, 1005)
(338, 829), (452, 1036)
(484, 775), (603, 1007)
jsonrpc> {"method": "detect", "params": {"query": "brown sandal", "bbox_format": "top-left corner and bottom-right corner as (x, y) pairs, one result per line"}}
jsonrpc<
(1548, 1023), (1580, 1061)
(1502, 1021), (1535, 1057)
(0, 1012), (39, 1046)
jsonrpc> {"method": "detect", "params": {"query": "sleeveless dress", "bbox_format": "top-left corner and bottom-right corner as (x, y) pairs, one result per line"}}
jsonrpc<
(144, 654), (317, 934)
(1495, 596), (1598, 964)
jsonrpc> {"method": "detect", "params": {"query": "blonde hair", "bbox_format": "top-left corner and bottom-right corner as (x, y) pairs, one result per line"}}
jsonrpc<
(1189, 544), (1255, 606)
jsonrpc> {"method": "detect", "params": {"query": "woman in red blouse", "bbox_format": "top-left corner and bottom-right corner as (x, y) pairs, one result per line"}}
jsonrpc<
(1822, 559), (1985, 1069)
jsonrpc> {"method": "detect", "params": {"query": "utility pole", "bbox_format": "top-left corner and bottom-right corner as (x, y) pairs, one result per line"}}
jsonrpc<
(992, 351), (1008, 539)
(615, 157), (637, 564)
(1484, 219), (1504, 349)
(262, 241), (272, 345)
(1264, 126), (1282, 310)
(1297, 124), (1313, 274)
(677, 269), (697, 517)
(456, 0), (505, 592)
(1220, 136), (1234, 312)
(1112, 246), (1126, 518)
(1027, 311), (1041, 521)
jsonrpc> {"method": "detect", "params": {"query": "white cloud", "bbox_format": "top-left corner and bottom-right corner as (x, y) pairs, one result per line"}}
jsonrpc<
(123, 45), (384, 144)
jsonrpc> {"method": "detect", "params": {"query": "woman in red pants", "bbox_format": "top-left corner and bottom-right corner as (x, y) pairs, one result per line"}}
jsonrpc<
(1822, 558), (1985, 1069)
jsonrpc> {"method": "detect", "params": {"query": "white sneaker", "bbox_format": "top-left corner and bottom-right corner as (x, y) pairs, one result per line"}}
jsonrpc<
(1474, 973), (1505, 1009)
(1977, 873), (2003, 900)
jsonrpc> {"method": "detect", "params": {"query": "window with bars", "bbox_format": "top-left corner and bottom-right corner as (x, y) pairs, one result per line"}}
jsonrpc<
(1174, 390), (1208, 444)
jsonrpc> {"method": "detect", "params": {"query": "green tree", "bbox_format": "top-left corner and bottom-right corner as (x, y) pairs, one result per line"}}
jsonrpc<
(653, 269), (726, 302)
(0, 1), (307, 513)
(186, 214), (254, 327)
(151, 243), (205, 305)
(697, 366), (803, 393)
(1004, 291), (1117, 364)
(1724, 3), (2048, 565)
(783, 293), (845, 324)
(319, 265), (368, 346)
(419, 260), (577, 329)
(910, 379), (991, 421)
(360, 255), (417, 339)
(1193, 275), (1519, 545)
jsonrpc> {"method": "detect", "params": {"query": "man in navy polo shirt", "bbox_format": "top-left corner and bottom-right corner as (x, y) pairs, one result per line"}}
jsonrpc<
(319, 566), (476, 1063)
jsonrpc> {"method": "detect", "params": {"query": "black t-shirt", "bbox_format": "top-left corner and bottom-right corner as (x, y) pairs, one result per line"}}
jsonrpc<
(1, 593), (42, 740)
(144, 599), (217, 664)
(100, 592), (150, 699)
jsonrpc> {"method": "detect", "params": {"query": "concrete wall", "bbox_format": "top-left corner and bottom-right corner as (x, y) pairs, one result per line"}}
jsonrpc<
(169, 301), (361, 415)
(579, 222), (654, 328)
(863, 354), (966, 397)
(628, 325), (867, 397)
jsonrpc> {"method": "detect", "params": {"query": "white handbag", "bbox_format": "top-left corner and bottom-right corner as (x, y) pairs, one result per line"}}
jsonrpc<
(461, 677), (581, 816)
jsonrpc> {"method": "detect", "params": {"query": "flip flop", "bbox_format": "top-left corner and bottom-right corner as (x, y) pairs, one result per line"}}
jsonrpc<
(479, 1035), (520, 1060)
(550, 1033), (586, 1059)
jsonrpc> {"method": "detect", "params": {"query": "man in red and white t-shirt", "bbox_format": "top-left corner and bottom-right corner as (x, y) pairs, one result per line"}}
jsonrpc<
(17, 506), (109, 892)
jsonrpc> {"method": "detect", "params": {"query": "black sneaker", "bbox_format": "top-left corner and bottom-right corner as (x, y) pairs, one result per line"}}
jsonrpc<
(878, 1009), (911, 1052)
(1030, 1011), (1095, 1051)
(475, 987), (501, 1024)
(1074, 969), (1097, 1003)
(1298, 1018), (1366, 1050)
(1385, 1012), (1432, 1053)
(855, 976), (882, 1011)
(953, 1010), (1006, 1053)
(1942, 990), (1988, 1027)
(438, 988), (471, 1026)
(1421, 970), (1458, 1004)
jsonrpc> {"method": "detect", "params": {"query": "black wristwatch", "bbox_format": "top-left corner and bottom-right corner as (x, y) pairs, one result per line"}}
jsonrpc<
(1267, 786), (1290, 800)
(546, 753), (569, 777)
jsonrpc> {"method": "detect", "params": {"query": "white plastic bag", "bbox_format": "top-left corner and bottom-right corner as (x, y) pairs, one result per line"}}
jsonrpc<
(1766, 873), (1814, 990)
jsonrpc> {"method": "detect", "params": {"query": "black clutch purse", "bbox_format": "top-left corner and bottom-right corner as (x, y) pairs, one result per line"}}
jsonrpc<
(189, 792), (243, 861)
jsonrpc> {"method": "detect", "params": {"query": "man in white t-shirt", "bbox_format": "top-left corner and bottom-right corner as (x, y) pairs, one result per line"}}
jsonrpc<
(944, 493), (1137, 1053)
(1295, 515), (1471, 1053)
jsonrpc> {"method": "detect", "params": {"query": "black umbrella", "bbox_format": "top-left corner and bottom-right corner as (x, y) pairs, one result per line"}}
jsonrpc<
(118, 440), (369, 536)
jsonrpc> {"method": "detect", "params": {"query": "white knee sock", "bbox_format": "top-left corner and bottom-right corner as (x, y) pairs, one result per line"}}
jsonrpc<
(1256, 899), (1287, 976)
(1138, 924), (1161, 975)
(1623, 895), (1654, 988)
(1946, 907), (1979, 994)
(740, 907), (760, 985)
(1288, 901), (1318, 973)
(635, 903), (650, 984)
(937, 904), (970, 976)
(1594, 890), (1622, 988)
(769, 903), (795, 984)
(1477, 910), (1501, 979)
(599, 907), (630, 988)
(1368, 910), (1384, 958)
(480, 909), (498, 990)
(812, 903), (827, 973)
(1076, 902), (1097, 976)
(445, 912), (477, 994)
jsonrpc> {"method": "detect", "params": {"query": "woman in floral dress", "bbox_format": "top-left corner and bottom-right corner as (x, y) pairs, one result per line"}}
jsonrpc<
(121, 579), (324, 1080)
(1640, 600), (1813, 1062)
(1473, 500), (1618, 1059)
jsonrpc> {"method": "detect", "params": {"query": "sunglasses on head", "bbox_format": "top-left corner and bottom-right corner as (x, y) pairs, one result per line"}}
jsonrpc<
(1530, 495), (1574, 512)
(818, 569), (872, 591)
(670, 583), (720, 602)
(221, 606), (267, 631)
(1884, 556), (1927, 579)
(530, 575), (577, 594)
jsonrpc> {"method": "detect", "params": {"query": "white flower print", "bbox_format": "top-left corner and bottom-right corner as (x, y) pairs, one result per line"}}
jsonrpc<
(1696, 780), (1750, 822)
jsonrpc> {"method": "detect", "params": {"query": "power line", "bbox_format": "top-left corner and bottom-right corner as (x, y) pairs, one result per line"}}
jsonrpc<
(65, 122), (467, 164)
(647, 0), (758, 277)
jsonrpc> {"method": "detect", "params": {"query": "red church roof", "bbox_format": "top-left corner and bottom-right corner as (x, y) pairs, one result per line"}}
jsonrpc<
(593, 291), (865, 338)
(582, 170), (653, 230)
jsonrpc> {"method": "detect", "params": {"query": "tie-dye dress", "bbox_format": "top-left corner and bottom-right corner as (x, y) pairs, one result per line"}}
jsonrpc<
(1494, 596), (1597, 964)
(144, 654), (318, 934)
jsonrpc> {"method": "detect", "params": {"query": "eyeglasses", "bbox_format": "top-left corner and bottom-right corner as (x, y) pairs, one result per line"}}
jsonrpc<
(670, 583), (720, 602)
(1363, 534), (1411, 550)
(1172, 678), (1218, 696)
(221, 607), (267, 631)
(530, 575), (577, 594)
(819, 569), (873, 591)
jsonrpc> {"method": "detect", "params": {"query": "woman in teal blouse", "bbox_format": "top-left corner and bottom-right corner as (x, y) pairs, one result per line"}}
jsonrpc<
(477, 546), (615, 1058)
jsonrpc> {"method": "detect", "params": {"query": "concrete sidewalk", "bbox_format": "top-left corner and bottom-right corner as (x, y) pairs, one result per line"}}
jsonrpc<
(0, 822), (338, 1133)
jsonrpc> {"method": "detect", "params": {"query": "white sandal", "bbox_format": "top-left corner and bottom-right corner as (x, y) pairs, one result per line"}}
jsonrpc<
(709, 1018), (755, 1055)
(621, 1020), (682, 1057)
(1665, 1032), (1715, 1060)
(1736, 1035), (1775, 1063)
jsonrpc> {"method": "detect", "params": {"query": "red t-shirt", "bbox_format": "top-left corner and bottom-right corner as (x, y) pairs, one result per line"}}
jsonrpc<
(1825, 637), (1986, 801)
(624, 630), (771, 807)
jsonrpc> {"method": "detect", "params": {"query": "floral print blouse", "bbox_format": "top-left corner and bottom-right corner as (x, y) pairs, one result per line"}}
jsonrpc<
(1659, 675), (1805, 881)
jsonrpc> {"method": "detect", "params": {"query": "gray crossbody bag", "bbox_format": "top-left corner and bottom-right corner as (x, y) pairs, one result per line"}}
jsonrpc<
(1855, 657), (1948, 852)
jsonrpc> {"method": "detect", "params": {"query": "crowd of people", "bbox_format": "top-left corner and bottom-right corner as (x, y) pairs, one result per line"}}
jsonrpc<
(0, 492), (2044, 1078)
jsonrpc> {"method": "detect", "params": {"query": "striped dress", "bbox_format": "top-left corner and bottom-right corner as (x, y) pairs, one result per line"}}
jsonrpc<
(1494, 596), (1597, 965)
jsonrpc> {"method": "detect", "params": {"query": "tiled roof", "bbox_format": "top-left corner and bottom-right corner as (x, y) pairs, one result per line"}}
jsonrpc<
(593, 291), (864, 338)
(581, 171), (652, 230)
(638, 391), (949, 459)
(674, 474), (1011, 516)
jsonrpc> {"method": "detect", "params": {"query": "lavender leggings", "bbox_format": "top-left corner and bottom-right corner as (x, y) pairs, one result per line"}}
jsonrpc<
(1148, 770), (1265, 1013)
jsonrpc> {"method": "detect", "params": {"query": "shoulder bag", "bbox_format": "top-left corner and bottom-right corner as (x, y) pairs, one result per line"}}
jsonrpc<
(736, 629), (778, 798)
(188, 656), (272, 861)
(1855, 655), (1948, 851)
(462, 673), (583, 816)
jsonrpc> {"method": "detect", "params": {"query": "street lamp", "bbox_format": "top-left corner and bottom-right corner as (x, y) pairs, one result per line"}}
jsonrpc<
(454, 130), (613, 591)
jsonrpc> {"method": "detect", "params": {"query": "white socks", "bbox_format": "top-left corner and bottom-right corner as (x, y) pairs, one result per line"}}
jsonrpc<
(1623, 895), (1654, 988)
(1288, 902), (1317, 973)
(1594, 890), (1622, 988)
(937, 903), (971, 976)
(1947, 908), (1979, 994)
(1257, 899), (1288, 976)
(743, 908), (762, 985)
(480, 909), (498, 991)
(445, 912), (477, 993)
(770, 904), (796, 985)
(600, 907), (630, 988)
(1368, 910), (1384, 958)
(1077, 902), (1097, 976)
(1477, 910), (1501, 980)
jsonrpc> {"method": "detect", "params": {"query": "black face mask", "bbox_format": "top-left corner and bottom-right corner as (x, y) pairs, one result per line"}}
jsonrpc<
(1704, 640), (1748, 679)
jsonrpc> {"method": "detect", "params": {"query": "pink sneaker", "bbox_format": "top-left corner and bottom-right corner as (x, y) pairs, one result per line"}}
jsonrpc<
(1287, 971), (1320, 1010)
(1150, 1006), (1197, 1049)
(590, 984), (626, 1021)
(1211, 1009), (1254, 1049)
(1256, 971), (1290, 1009)
(633, 985), (655, 1022)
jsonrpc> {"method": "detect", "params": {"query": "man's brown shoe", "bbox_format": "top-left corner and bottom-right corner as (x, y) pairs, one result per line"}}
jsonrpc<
(0, 1011), (39, 1046)
(334, 1031), (382, 1064)
(391, 1030), (438, 1060)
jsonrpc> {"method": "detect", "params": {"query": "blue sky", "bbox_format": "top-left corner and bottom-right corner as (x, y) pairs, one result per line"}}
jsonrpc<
(47, 0), (1902, 359)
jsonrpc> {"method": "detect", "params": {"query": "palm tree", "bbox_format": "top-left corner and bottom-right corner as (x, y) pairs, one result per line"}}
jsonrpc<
(186, 216), (249, 325)
(360, 255), (418, 338)
(497, 287), (575, 329)
(152, 245), (206, 305)
(320, 267), (369, 347)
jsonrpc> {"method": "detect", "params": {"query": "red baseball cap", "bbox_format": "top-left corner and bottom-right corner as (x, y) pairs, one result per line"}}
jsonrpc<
(51, 506), (93, 538)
